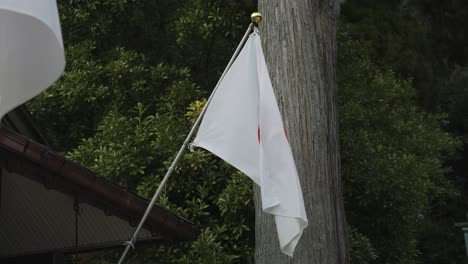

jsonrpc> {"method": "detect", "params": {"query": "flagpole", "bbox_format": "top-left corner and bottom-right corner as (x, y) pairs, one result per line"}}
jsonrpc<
(117, 21), (256, 264)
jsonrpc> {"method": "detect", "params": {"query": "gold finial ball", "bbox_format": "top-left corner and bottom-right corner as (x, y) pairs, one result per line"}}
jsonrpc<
(251, 12), (262, 24)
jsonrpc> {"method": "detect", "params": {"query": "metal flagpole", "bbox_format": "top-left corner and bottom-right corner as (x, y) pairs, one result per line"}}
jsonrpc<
(117, 17), (260, 263)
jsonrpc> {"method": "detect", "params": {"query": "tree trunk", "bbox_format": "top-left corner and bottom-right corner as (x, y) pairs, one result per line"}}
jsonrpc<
(254, 1), (349, 263)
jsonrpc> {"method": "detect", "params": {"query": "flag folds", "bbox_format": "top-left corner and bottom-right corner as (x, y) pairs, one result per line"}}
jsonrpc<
(192, 30), (308, 256)
(0, 0), (65, 118)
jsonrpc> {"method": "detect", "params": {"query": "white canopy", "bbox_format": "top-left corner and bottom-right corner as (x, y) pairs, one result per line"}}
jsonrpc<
(0, 0), (65, 119)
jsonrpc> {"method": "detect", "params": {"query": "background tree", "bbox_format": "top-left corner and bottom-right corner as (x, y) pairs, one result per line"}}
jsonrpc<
(340, 1), (468, 262)
(337, 28), (460, 263)
(254, 1), (349, 263)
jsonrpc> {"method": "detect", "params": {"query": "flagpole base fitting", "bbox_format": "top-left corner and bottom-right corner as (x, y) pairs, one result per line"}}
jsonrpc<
(251, 12), (262, 25)
(123, 240), (135, 250)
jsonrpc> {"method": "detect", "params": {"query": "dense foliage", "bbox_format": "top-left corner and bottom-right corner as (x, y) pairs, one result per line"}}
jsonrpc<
(26, 0), (468, 263)
(341, 1), (468, 263)
(338, 29), (460, 263)
(30, 1), (256, 263)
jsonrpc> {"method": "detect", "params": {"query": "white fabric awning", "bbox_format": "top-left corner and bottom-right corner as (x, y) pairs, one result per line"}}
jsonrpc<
(0, 0), (65, 118)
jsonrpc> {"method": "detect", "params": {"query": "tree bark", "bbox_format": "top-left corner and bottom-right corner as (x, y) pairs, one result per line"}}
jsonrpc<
(254, 1), (349, 263)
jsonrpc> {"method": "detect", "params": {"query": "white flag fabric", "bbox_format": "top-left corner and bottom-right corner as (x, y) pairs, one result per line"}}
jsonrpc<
(192, 30), (308, 256)
(0, 0), (65, 119)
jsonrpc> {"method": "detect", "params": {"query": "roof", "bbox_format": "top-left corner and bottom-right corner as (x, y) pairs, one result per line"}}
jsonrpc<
(1, 105), (50, 146)
(0, 107), (198, 258)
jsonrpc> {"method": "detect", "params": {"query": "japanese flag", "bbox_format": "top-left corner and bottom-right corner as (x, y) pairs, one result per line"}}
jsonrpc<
(0, 0), (65, 119)
(192, 30), (308, 257)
